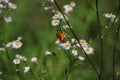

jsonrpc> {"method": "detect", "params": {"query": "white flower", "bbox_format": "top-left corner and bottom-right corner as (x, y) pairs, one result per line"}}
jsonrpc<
(31, 57), (38, 63)
(6, 42), (12, 48)
(22, 56), (27, 61)
(70, 2), (76, 7)
(48, 0), (54, 3)
(15, 54), (23, 60)
(111, 16), (118, 22)
(24, 66), (30, 73)
(6, 38), (23, 49)
(103, 13), (113, 18)
(0, 4), (4, 8)
(8, 2), (17, 9)
(52, 12), (63, 20)
(16, 69), (19, 72)
(63, 5), (73, 14)
(72, 44), (77, 49)
(2, 0), (9, 3)
(105, 26), (108, 28)
(103, 13), (118, 22)
(0, 48), (5, 52)
(44, 6), (52, 10)
(17, 36), (22, 41)
(4, 16), (12, 22)
(76, 39), (88, 48)
(83, 47), (94, 55)
(62, 25), (69, 30)
(55, 39), (60, 45)
(80, 40), (88, 48)
(13, 59), (21, 65)
(0, 0), (2, 3)
(76, 43), (80, 47)
(78, 56), (85, 61)
(12, 40), (23, 49)
(16, 54), (27, 61)
(60, 41), (71, 50)
(71, 38), (76, 43)
(0, 71), (2, 75)
(51, 19), (60, 26)
(45, 51), (52, 55)
(71, 49), (77, 56)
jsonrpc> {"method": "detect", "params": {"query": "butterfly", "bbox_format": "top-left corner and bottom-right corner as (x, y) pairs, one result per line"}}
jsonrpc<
(56, 31), (65, 41)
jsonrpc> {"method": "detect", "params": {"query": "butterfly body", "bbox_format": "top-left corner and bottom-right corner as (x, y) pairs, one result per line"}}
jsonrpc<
(56, 32), (65, 41)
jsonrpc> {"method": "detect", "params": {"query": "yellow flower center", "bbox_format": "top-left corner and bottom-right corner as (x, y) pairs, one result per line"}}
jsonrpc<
(67, 9), (72, 13)
(15, 41), (20, 46)
(15, 59), (19, 63)
(58, 12), (62, 17)
(53, 20), (58, 23)
(64, 43), (69, 47)
(85, 48), (89, 52)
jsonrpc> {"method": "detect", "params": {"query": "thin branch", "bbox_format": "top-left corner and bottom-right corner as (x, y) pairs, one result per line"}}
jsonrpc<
(64, 50), (72, 62)
(63, 50), (72, 80)
(84, 0), (96, 11)
(112, 24), (120, 80)
(95, 0), (103, 80)
(113, 0), (120, 79)
(16, 65), (24, 80)
(0, 31), (10, 60)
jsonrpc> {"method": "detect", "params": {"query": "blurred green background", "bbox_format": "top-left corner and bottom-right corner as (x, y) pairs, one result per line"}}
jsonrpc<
(0, 0), (120, 80)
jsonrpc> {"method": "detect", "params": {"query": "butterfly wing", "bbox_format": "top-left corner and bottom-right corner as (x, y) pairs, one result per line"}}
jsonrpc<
(56, 34), (61, 40)
(61, 32), (65, 41)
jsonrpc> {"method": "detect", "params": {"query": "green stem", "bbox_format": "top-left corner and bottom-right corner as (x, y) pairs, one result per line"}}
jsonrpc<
(66, 62), (72, 80)
(54, 0), (99, 76)
(24, 61), (36, 80)
(112, 20), (120, 80)
(0, 31), (10, 60)
(42, 57), (47, 80)
(15, 65), (23, 80)
(5, 48), (10, 60)
(64, 50), (72, 62)
(95, 0), (103, 80)
(84, 0), (95, 11)
(63, 50), (72, 80)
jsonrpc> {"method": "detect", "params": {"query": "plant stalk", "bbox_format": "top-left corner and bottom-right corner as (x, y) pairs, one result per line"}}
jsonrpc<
(95, 0), (103, 80)
(112, 19), (120, 80)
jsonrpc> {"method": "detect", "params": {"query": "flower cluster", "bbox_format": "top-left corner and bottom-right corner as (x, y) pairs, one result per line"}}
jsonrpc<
(45, 1), (76, 27)
(78, 40), (94, 55)
(5, 37), (38, 73)
(13, 54), (27, 65)
(63, 2), (76, 15)
(55, 37), (94, 61)
(103, 13), (118, 22)
(13, 55), (38, 65)
(6, 37), (23, 49)
(13, 54), (38, 73)
(0, 0), (17, 22)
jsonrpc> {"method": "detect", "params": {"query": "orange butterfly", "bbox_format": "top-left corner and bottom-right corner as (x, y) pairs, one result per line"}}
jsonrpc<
(56, 31), (65, 41)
